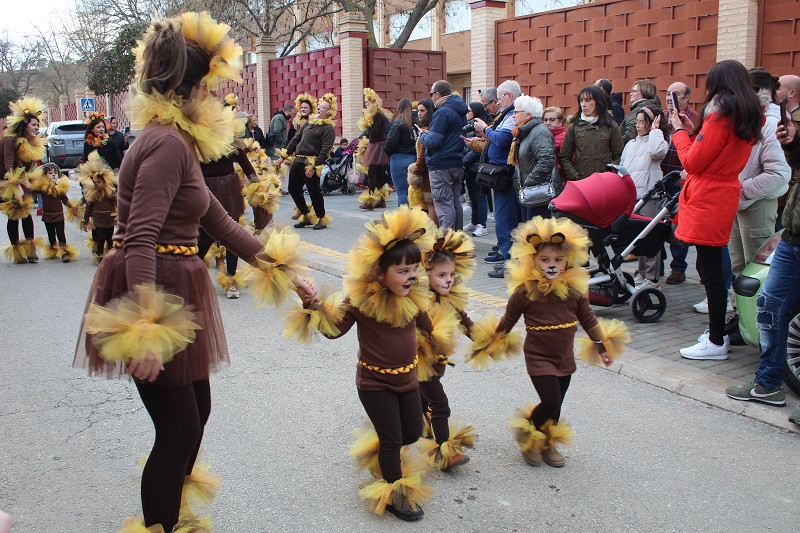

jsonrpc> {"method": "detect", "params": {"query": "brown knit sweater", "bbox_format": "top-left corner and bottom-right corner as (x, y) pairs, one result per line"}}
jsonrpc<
(286, 121), (336, 167)
(325, 303), (433, 393)
(498, 290), (598, 376)
(115, 123), (264, 290)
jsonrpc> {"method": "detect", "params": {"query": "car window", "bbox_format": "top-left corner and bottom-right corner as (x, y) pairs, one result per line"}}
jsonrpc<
(55, 124), (87, 134)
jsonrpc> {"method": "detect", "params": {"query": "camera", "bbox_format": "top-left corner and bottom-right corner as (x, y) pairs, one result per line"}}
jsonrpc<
(462, 119), (476, 134)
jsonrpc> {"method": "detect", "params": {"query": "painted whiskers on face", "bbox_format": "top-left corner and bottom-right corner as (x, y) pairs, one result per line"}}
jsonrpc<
(379, 261), (420, 297)
(428, 261), (456, 296)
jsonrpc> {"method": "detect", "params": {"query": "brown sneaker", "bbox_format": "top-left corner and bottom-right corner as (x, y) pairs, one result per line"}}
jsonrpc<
(542, 445), (565, 467)
(665, 270), (686, 285)
(359, 203), (374, 210)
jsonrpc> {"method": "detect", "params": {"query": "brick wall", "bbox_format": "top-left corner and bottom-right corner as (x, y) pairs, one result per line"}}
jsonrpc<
(269, 46), (342, 134)
(64, 103), (77, 121)
(407, 30), (471, 74)
(366, 48), (446, 108)
(218, 64), (258, 116)
(757, 0), (800, 74)
(495, 0), (719, 115)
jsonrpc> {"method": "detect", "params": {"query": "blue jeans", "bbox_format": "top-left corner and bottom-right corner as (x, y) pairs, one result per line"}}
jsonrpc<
(670, 244), (688, 273)
(464, 171), (488, 226)
(389, 153), (415, 207)
(755, 240), (800, 389)
(493, 187), (521, 259)
(721, 245), (734, 292)
(524, 204), (551, 221)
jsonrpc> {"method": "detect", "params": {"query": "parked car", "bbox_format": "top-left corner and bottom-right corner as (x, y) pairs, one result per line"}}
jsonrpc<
(733, 231), (800, 394)
(44, 120), (86, 169)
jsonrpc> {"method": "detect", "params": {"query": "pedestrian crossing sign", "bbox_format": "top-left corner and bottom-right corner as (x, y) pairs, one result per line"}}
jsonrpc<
(80, 98), (96, 112)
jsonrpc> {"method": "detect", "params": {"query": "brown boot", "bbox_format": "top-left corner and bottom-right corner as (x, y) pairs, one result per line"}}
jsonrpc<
(521, 445), (542, 466)
(359, 203), (374, 210)
(443, 451), (470, 471)
(376, 199), (386, 208)
(542, 445), (565, 467)
(386, 491), (424, 522)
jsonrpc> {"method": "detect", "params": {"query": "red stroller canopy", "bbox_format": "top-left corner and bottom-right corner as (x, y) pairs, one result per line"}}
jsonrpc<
(552, 171), (637, 228)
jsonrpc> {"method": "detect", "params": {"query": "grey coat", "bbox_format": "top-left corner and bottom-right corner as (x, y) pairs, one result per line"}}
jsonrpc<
(514, 118), (556, 189)
(267, 112), (288, 156)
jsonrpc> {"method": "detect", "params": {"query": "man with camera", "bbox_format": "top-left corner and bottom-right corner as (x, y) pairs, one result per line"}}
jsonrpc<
(465, 80), (521, 278)
(420, 80), (469, 229)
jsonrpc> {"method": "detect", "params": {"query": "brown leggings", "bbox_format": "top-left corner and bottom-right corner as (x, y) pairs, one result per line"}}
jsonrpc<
(530, 375), (572, 429)
(358, 388), (422, 483)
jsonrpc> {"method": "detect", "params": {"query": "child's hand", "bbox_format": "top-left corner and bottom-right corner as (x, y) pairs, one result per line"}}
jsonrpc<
(128, 353), (164, 382)
(83, 224), (91, 232)
(596, 342), (612, 366)
(292, 276), (317, 304)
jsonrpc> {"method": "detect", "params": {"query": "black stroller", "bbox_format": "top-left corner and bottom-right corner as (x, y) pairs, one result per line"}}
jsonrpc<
(321, 139), (359, 195)
(551, 165), (681, 322)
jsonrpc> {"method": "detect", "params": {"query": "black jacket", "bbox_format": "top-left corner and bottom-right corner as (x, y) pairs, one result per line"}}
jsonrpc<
(384, 120), (416, 156)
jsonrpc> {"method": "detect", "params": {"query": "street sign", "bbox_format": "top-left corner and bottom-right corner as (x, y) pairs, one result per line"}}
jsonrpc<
(80, 98), (96, 112)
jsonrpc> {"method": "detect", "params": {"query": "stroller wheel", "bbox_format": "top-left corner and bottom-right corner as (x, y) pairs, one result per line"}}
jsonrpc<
(346, 186), (356, 195)
(630, 287), (667, 323)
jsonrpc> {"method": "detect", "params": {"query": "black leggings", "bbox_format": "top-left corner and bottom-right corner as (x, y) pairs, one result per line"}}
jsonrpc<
(358, 388), (422, 483)
(44, 220), (67, 246)
(7, 216), (34, 244)
(695, 245), (727, 345)
(530, 375), (572, 429)
(136, 379), (211, 531)
(288, 160), (326, 218)
(92, 226), (114, 257)
(197, 228), (238, 276)
(419, 377), (451, 444)
(368, 165), (386, 193)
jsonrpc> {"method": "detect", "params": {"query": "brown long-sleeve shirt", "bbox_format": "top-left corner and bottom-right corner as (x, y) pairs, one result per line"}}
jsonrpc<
(115, 123), (264, 290)
(498, 290), (598, 376)
(286, 121), (336, 167)
(325, 303), (433, 393)
(41, 191), (71, 223)
(200, 147), (255, 178)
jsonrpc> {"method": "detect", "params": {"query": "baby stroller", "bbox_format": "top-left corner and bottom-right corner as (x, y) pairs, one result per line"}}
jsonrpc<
(321, 138), (360, 195)
(551, 165), (681, 323)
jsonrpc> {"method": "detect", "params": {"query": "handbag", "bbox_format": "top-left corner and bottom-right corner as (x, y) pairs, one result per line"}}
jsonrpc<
(475, 147), (512, 192)
(517, 165), (555, 208)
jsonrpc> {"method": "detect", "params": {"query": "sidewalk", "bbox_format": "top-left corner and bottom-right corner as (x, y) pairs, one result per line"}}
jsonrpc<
(277, 192), (798, 433)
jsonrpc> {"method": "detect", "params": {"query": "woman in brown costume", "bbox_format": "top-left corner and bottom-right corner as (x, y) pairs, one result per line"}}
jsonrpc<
(1, 97), (46, 263)
(73, 12), (314, 532)
(357, 87), (393, 209)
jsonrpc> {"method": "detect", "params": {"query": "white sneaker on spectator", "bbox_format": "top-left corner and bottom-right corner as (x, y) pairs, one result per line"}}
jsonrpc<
(680, 331), (730, 360)
(473, 224), (487, 237)
(487, 213), (495, 221)
(637, 278), (661, 290)
(463, 223), (477, 232)
(633, 272), (646, 286)
(693, 297), (734, 314)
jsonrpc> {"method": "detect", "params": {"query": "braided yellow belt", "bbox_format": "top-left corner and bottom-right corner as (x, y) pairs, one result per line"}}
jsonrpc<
(526, 320), (579, 331)
(358, 356), (418, 375)
(113, 241), (199, 255)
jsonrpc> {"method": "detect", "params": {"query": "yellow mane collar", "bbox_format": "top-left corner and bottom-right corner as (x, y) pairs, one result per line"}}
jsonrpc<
(16, 136), (47, 164)
(128, 89), (239, 163)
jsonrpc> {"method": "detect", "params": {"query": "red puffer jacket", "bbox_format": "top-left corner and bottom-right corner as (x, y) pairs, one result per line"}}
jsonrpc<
(673, 113), (755, 246)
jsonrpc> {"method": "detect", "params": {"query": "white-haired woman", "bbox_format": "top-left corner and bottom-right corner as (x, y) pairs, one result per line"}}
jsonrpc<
(509, 95), (556, 220)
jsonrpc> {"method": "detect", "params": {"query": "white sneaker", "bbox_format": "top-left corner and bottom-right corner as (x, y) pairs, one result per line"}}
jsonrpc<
(226, 282), (240, 299)
(473, 224), (487, 237)
(637, 278), (661, 290)
(633, 272), (646, 286)
(463, 223), (477, 232)
(693, 297), (734, 314)
(487, 213), (495, 221)
(680, 332), (730, 360)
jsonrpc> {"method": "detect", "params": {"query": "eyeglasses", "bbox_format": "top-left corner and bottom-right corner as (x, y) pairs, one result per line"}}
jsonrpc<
(429, 91), (437, 97)
(542, 117), (560, 123)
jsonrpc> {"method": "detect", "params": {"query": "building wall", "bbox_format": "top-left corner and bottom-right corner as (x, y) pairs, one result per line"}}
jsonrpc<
(407, 30), (471, 75)
(756, 0), (800, 74)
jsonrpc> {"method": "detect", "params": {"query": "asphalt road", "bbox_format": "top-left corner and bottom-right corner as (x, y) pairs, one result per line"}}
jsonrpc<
(1, 217), (798, 532)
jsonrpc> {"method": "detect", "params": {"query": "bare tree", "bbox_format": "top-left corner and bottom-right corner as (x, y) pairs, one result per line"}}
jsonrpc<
(0, 35), (42, 96)
(30, 23), (86, 103)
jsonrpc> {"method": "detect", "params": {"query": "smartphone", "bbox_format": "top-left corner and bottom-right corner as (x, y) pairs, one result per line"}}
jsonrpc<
(668, 91), (680, 112)
(779, 100), (787, 128)
(124, 126), (131, 134)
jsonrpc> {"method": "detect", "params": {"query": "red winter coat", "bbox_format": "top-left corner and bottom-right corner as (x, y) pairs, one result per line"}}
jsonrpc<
(673, 113), (754, 246)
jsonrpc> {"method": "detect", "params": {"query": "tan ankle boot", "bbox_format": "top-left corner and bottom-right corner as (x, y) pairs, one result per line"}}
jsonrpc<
(542, 445), (565, 467)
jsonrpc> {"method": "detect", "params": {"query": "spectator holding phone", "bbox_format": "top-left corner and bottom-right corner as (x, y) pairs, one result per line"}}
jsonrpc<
(384, 98), (417, 206)
(776, 74), (800, 228)
(661, 81), (699, 286)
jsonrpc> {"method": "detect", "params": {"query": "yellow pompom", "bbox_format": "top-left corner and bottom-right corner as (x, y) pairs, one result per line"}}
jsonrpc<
(181, 460), (221, 508)
(577, 318), (631, 366)
(509, 404), (547, 454)
(466, 315), (521, 369)
(283, 288), (345, 343)
(541, 419), (575, 448)
(243, 227), (308, 307)
(84, 284), (202, 364)
(117, 516), (165, 533)
(358, 471), (433, 516)
(349, 427), (381, 477)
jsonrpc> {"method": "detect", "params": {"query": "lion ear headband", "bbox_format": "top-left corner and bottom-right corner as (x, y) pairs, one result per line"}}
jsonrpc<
(84, 113), (106, 125)
(384, 228), (427, 251)
(526, 232), (565, 250)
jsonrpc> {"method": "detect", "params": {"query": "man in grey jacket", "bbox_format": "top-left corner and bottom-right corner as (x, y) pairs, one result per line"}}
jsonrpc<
(266, 104), (294, 157)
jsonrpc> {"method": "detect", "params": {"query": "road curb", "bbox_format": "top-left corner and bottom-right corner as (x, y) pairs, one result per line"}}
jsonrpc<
(306, 257), (799, 435)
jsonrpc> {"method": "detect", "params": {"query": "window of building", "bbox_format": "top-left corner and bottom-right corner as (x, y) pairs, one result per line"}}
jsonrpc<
(515, 0), (583, 17)
(445, 0), (471, 34)
(391, 10), (432, 42)
(463, 87), (471, 103)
